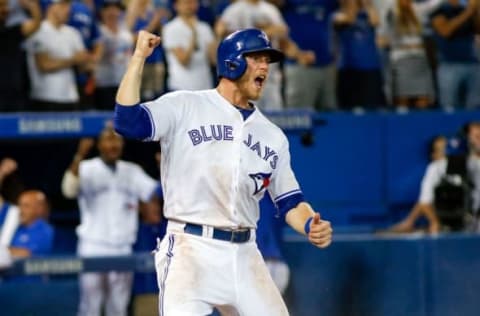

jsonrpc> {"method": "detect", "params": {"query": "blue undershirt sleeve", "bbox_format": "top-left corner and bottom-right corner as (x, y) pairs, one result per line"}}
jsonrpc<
(114, 103), (153, 140)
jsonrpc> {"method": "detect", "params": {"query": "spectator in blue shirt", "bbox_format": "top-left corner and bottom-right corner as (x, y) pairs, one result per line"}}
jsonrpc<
(283, 0), (339, 111)
(333, 0), (386, 109)
(68, 0), (103, 108)
(430, 0), (480, 109)
(9, 190), (53, 258)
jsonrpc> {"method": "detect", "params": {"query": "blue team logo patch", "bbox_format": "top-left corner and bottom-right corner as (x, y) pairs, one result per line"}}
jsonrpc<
(249, 172), (272, 195)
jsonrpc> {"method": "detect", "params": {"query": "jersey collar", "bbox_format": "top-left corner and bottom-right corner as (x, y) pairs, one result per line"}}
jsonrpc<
(211, 89), (257, 122)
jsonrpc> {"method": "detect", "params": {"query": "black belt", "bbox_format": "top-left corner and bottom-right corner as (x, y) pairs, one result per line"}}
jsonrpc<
(184, 223), (251, 243)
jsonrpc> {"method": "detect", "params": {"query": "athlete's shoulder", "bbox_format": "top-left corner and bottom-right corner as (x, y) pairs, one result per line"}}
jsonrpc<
(156, 89), (210, 100)
(153, 89), (214, 105)
(79, 156), (98, 166)
(79, 157), (106, 173)
(117, 159), (143, 171)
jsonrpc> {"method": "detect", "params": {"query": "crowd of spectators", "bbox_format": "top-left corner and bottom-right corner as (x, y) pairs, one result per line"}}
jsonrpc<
(2, 0), (480, 113)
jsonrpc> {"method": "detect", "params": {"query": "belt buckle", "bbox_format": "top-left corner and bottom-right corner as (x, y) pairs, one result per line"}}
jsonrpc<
(230, 230), (237, 243)
(230, 228), (248, 243)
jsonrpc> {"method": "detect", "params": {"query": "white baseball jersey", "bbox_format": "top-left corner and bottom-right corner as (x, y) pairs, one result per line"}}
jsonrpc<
(76, 157), (157, 248)
(142, 89), (302, 229)
(419, 155), (480, 211)
(162, 17), (214, 91)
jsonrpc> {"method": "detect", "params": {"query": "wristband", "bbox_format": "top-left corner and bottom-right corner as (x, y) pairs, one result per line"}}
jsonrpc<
(304, 216), (314, 235)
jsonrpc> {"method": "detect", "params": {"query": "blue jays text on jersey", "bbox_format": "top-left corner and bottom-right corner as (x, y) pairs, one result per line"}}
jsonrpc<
(188, 125), (279, 169)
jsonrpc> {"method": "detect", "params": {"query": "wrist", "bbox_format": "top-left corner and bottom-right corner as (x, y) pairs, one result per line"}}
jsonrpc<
(132, 52), (147, 61)
(304, 216), (314, 235)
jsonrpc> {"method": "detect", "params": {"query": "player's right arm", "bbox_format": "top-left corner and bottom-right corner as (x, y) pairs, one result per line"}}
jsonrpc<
(116, 30), (160, 105)
(114, 31), (161, 140)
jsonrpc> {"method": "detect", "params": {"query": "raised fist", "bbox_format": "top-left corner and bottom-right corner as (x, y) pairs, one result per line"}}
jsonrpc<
(134, 30), (161, 59)
(0, 158), (18, 179)
(76, 138), (95, 158)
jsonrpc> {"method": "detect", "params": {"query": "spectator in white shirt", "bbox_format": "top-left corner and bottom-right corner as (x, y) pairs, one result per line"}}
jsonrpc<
(162, 0), (217, 91)
(25, 0), (93, 111)
(94, 0), (134, 110)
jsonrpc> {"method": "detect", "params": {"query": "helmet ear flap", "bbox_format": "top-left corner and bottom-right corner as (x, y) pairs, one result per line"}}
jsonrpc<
(223, 57), (247, 80)
(225, 60), (239, 71)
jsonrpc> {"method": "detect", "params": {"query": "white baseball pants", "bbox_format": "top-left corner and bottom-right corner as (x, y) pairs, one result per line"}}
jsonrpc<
(155, 227), (289, 316)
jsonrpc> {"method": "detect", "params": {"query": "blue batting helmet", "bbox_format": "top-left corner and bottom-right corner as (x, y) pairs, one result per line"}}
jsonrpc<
(216, 28), (284, 80)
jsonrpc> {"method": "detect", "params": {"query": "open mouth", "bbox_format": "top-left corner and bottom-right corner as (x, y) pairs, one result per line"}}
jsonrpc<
(254, 75), (266, 88)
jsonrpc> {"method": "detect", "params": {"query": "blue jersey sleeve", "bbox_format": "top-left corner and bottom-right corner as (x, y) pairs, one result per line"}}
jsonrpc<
(274, 191), (305, 217)
(114, 103), (154, 140)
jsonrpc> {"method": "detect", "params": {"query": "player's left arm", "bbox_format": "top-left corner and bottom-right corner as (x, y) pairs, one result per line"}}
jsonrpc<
(270, 139), (332, 249)
(285, 203), (332, 249)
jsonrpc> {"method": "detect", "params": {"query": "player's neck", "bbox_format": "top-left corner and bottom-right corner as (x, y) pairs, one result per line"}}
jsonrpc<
(216, 81), (250, 109)
(100, 157), (118, 170)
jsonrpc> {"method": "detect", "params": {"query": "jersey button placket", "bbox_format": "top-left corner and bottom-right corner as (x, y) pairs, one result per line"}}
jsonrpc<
(231, 120), (243, 218)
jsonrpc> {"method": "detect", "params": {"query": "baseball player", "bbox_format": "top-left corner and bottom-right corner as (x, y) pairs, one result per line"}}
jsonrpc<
(114, 28), (333, 315)
(61, 126), (158, 316)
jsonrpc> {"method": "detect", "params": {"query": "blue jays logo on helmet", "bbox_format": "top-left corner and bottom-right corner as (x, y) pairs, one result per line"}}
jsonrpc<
(216, 28), (284, 80)
(249, 172), (272, 195)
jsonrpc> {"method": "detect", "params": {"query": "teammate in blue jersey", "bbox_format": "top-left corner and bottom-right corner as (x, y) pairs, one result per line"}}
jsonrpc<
(115, 28), (333, 315)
